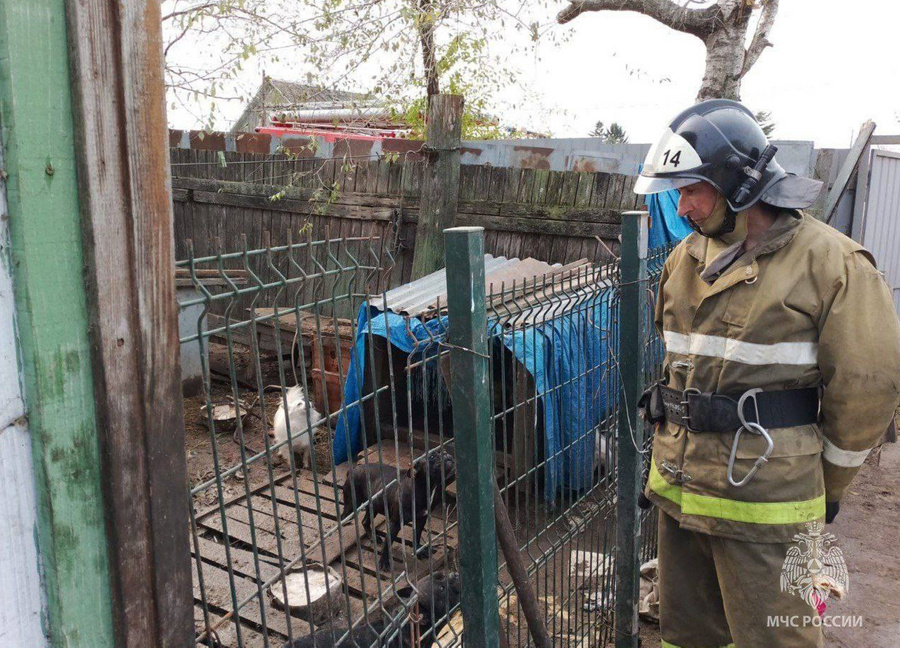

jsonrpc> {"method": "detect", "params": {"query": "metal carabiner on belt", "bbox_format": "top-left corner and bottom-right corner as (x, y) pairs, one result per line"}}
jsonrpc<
(727, 388), (775, 488)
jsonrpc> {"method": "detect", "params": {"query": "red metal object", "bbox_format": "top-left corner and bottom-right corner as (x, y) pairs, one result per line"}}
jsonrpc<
(256, 122), (405, 142)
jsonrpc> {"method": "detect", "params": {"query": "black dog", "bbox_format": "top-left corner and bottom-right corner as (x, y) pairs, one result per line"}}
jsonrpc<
(282, 571), (462, 648)
(341, 449), (456, 570)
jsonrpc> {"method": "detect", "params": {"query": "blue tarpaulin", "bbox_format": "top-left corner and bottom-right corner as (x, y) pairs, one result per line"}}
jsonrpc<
(646, 187), (692, 249)
(333, 294), (615, 502)
(333, 187), (689, 502)
(332, 305), (446, 463)
(492, 293), (615, 499)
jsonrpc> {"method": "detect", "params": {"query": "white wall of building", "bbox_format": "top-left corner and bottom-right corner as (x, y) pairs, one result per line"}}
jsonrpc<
(0, 142), (48, 647)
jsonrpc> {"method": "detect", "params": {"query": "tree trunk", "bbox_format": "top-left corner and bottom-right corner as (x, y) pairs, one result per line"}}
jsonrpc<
(418, 0), (440, 96)
(556, 0), (780, 104)
(697, 6), (752, 101)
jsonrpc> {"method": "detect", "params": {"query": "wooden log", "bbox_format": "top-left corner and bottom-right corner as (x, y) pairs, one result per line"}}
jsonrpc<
(493, 484), (551, 648)
(271, 564), (344, 625)
(411, 95), (464, 279)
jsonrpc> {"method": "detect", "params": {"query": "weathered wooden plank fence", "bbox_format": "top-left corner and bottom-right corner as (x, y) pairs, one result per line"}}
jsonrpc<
(170, 150), (644, 282)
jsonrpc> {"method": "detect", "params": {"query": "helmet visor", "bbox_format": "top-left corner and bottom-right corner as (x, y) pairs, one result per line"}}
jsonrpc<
(633, 126), (705, 195)
(634, 174), (700, 195)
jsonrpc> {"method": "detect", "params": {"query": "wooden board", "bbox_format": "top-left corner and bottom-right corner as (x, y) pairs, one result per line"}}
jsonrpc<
(66, 1), (192, 644)
(192, 454), (457, 646)
(824, 120), (875, 224)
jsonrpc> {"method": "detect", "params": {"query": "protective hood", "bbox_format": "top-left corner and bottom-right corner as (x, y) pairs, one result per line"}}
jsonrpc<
(760, 174), (823, 209)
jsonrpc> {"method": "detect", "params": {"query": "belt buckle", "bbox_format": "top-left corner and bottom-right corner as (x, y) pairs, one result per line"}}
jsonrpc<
(680, 388), (701, 432)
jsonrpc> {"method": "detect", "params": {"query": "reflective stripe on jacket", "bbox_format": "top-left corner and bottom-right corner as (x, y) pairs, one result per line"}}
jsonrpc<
(646, 210), (900, 543)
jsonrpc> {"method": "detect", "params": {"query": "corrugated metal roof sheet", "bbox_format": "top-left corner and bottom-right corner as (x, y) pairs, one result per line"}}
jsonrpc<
(372, 255), (600, 318)
(371, 256), (524, 316)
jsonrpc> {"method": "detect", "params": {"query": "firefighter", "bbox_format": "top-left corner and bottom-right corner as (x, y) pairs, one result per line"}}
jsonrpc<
(633, 99), (900, 648)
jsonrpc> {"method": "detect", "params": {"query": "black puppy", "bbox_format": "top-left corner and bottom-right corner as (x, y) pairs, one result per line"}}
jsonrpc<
(341, 450), (456, 570)
(282, 571), (462, 648)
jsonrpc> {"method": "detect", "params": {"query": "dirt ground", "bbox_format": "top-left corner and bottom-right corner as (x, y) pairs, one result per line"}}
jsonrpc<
(824, 441), (900, 646)
(638, 442), (900, 647)
(185, 342), (333, 511)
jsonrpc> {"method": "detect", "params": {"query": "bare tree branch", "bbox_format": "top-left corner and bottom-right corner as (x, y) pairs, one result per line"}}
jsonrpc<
(556, 0), (720, 38)
(161, 2), (218, 23)
(164, 18), (195, 57)
(740, 0), (778, 79)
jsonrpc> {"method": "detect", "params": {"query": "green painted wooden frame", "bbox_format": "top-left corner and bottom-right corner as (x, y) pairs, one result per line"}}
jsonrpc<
(0, 1), (115, 645)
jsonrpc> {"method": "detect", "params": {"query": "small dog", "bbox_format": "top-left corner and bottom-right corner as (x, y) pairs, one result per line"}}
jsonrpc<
(270, 385), (326, 468)
(341, 449), (456, 570)
(281, 571), (461, 648)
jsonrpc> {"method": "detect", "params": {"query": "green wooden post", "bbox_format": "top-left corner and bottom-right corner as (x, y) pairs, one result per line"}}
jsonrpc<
(615, 211), (649, 648)
(444, 226), (500, 648)
(0, 1), (115, 645)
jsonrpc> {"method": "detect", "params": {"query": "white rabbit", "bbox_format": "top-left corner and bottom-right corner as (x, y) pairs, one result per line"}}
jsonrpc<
(270, 385), (325, 468)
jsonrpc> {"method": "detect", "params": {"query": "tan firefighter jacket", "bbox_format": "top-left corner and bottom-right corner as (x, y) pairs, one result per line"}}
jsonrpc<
(646, 209), (900, 543)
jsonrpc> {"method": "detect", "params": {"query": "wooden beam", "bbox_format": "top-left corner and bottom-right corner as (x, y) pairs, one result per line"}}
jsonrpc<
(172, 176), (407, 203)
(192, 189), (400, 220)
(824, 120), (875, 225)
(480, 202), (621, 223)
(64, 0), (192, 646)
(454, 214), (618, 238)
(411, 95), (464, 279)
(171, 177), (623, 230)
(0, 1), (115, 644)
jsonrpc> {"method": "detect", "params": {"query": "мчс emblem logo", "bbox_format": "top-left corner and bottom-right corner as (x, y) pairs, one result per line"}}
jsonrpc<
(780, 521), (849, 612)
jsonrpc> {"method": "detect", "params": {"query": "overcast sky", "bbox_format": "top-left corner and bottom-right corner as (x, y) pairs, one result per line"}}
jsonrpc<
(503, 0), (899, 147)
(167, 1), (899, 148)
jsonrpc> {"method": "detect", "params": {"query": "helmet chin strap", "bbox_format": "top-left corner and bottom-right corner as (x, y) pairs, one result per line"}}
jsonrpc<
(688, 193), (738, 239)
(714, 209), (737, 236)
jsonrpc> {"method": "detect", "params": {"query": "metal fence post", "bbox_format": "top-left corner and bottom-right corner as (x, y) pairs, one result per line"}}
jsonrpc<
(616, 211), (650, 648)
(444, 226), (500, 648)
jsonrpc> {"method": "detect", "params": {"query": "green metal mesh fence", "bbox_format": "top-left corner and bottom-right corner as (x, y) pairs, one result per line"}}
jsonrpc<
(178, 233), (674, 648)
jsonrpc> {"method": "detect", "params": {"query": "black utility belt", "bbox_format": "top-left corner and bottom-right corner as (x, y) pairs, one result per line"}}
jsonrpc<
(639, 382), (819, 433)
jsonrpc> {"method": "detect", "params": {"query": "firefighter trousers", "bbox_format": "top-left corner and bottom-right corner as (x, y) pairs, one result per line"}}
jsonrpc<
(657, 511), (824, 648)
